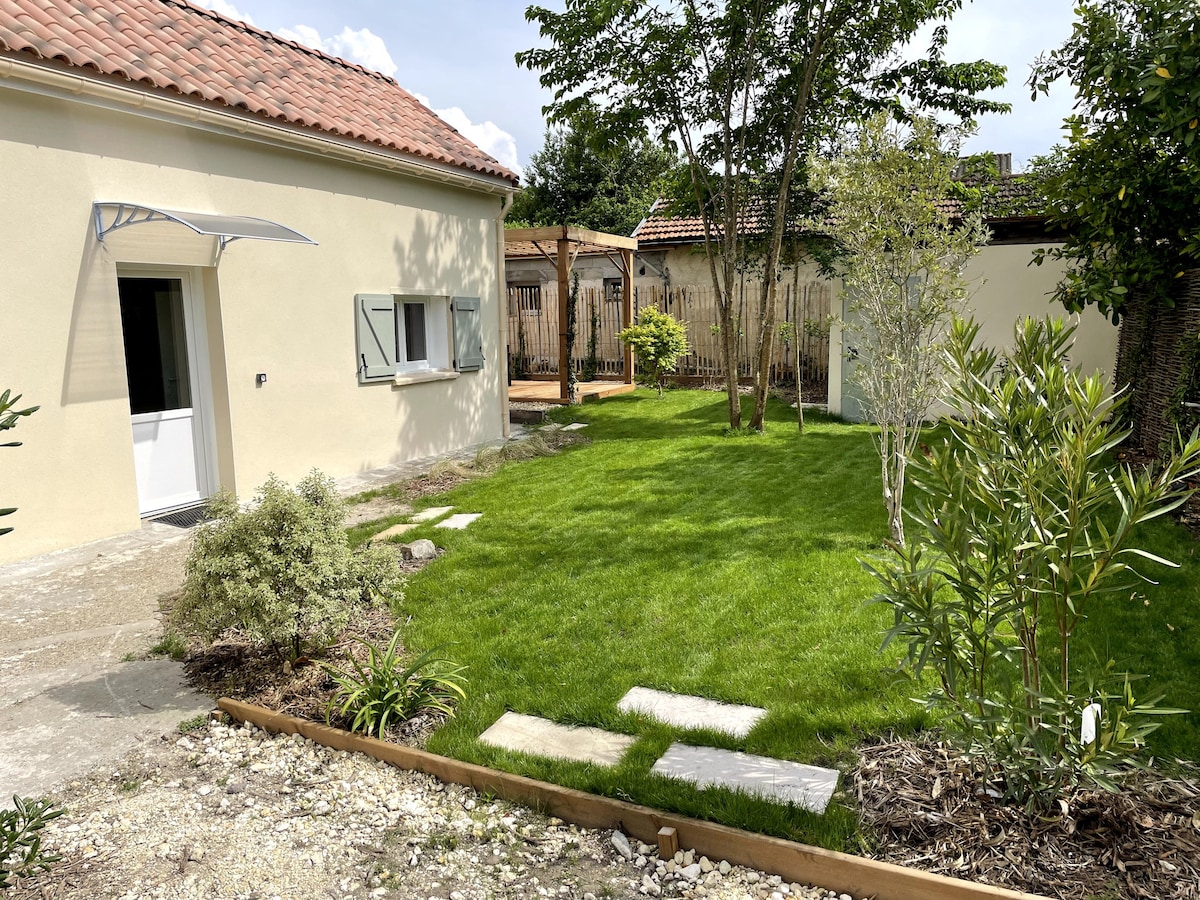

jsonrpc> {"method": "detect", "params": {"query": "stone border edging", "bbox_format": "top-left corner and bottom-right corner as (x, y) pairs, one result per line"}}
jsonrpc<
(217, 699), (1050, 900)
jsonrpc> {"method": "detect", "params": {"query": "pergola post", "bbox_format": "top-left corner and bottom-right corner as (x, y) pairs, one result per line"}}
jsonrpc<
(557, 236), (571, 402)
(621, 248), (634, 385)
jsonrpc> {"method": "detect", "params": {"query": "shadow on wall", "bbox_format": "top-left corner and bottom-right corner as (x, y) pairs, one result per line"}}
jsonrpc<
(353, 196), (505, 473)
(61, 218), (129, 406)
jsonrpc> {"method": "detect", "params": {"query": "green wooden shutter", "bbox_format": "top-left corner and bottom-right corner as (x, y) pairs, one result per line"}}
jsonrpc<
(452, 296), (484, 372)
(355, 293), (397, 383)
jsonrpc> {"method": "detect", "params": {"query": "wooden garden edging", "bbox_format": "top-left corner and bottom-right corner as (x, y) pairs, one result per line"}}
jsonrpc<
(218, 699), (1048, 900)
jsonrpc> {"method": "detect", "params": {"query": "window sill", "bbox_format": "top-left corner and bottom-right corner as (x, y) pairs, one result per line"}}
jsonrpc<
(392, 369), (460, 387)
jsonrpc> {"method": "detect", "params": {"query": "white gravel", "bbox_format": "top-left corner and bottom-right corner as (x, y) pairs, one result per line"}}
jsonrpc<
(8, 720), (870, 900)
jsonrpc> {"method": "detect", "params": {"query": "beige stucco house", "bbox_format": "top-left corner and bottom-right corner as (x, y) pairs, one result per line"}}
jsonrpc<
(0, 0), (519, 564)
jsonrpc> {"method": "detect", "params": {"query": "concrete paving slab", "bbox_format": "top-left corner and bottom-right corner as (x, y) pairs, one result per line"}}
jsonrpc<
(411, 506), (454, 523)
(618, 686), (767, 738)
(369, 522), (419, 543)
(560, 423), (589, 431)
(0, 660), (212, 798)
(0, 528), (212, 799)
(435, 513), (482, 530)
(651, 743), (838, 813)
(479, 712), (635, 766)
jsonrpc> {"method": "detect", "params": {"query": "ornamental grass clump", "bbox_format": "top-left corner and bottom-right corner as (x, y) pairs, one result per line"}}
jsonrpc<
(868, 315), (1200, 809)
(324, 631), (467, 738)
(176, 470), (404, 661)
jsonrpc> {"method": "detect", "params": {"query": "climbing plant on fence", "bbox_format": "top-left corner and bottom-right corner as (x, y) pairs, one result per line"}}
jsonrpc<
(868, 316), (1200, 809)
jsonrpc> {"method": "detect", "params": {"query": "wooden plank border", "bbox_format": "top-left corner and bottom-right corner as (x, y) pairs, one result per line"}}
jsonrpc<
(218, 699), (1047, 900)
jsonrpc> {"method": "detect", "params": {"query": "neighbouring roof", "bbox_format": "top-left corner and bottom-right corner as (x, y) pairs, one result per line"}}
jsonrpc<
(0, 0), (519, 186)
(633, 174), (1045, 246)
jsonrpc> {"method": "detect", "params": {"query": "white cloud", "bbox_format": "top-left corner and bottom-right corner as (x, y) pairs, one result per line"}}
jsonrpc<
(275, 24), (397, 78)
(412, 92), (523, 176)
(195, 0), (254, 25)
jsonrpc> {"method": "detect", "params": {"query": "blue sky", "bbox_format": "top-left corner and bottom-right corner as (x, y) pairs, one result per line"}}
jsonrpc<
(198, 0), (1079, 176)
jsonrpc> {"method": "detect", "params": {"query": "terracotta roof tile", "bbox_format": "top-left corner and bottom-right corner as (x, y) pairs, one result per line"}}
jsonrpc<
(633, 176), (1044, 245)
(0, 0), (518, 185)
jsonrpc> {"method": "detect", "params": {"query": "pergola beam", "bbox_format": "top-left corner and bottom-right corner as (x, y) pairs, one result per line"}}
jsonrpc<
(504, 225), (640, 400)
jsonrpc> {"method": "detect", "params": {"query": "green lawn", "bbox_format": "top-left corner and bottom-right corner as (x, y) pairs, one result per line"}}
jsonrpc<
(356, 388), (1200, 850)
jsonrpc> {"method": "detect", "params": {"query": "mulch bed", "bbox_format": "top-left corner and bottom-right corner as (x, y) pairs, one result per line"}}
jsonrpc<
(853, 736), (1200, 899)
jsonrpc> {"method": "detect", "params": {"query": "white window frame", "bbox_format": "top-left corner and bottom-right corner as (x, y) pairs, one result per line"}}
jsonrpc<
(394, 295), (451, 375)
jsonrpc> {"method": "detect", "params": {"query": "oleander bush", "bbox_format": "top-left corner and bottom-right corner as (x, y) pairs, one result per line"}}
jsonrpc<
(1, 795), (63, 888)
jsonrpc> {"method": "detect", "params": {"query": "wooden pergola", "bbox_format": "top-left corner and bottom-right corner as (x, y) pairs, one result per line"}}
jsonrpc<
(504, 225), (638, 402)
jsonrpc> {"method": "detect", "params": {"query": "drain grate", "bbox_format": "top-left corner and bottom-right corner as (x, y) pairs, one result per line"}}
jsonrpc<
(146, 504), (212, 529)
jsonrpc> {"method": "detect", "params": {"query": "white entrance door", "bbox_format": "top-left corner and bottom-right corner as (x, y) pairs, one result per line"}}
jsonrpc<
(117, 274), (211, 515)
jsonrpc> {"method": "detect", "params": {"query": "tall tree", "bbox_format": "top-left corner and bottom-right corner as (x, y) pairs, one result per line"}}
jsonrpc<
(1029, 0), (1200, 321)
(518, 0), (1006, 430)
(509, 124), (678, 237)
(810, 114), (987, 545)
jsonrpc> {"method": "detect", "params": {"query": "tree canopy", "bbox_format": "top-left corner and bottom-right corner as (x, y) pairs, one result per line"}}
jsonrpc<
(508, 124), (678, 237)
(1030, 0), (1200, 321)
(518, 0), (1006, 430)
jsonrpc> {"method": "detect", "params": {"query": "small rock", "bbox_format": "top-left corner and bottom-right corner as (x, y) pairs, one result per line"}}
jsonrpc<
(718, 861), (732, 876)
(745, 872), (760, 884)
(673, 851), (683, 865)
(680, 864), (702, 881)
(640, 874), (661, 897)
(401, 539), (438, 561)
(612, 830), (633, 861)
(699, 857), (713, 873)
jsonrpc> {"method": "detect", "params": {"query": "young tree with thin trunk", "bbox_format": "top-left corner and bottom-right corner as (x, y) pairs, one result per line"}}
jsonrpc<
(810, 114), (987, 545)
(517, 1), (1005, 432)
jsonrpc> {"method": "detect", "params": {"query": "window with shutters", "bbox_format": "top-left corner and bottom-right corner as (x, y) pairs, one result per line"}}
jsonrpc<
(356, 293), (482, 383)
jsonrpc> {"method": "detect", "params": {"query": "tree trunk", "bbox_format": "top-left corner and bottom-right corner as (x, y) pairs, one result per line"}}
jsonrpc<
(749, 277), (779, 430)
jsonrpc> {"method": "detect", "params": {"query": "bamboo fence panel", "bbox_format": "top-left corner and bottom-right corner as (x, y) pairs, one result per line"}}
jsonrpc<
(506, 280), (830, 386)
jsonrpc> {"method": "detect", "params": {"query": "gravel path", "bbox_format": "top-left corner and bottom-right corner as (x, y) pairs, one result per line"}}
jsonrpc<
(8, 720), (869, 900)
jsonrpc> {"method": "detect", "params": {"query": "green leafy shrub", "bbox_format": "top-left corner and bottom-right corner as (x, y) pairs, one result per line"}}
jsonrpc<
(617, 307), (689, 398)
(869, 316), (1200, 808)
(324, 632), (467, 738)
(1, 795), (63, 888)
(1, 389), (38, 538)
(175, 470), (404, 660)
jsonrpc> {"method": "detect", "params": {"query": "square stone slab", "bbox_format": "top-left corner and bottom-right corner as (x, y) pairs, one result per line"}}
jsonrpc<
(435, 513), (482, 530)
(651, 743), (838, 813)
(479, 712), (635, 766)
(411, 506), (454, 523)
(618, 686), (766, 738)
(369, 522), (419, 544)
(561, 423), (589, 431)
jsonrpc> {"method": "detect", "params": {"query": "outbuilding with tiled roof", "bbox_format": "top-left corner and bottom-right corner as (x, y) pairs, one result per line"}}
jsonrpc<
(0, 0), (518, 562)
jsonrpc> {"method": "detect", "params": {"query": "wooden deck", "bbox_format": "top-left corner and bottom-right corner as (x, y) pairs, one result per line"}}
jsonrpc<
(509, 380), (636, 404)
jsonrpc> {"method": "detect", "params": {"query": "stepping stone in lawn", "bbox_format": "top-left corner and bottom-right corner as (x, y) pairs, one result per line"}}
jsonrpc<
(618, 686), (767, 739)
(560, 422), (589, 431)
(651, 743), (839, 814)
(479, 712), (635, 766)
(435, 513), (482, 530)
(411, 506), (454, 523)
(368, 522), (419, 544)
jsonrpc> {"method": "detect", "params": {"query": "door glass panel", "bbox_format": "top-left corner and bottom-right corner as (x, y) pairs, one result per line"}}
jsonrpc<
(118, 278), (192, 415)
